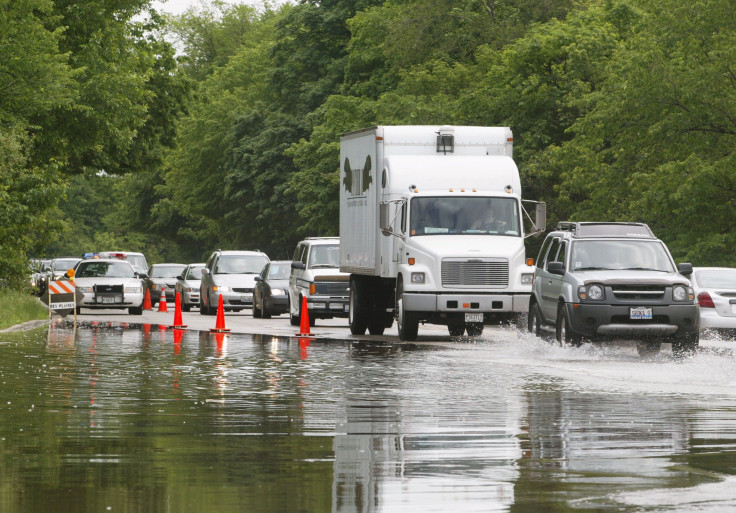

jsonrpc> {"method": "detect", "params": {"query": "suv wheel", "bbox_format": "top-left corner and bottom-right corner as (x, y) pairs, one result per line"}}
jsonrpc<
(636, 341), (661, 357)
(528, 301), (542, 337)
(556, 303), (582, 347)
(672, 332), (699, 356)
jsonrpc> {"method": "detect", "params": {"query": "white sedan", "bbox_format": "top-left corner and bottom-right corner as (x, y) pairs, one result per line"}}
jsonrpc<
(691, 267), (736, 337)
(73, 258), (146, 315)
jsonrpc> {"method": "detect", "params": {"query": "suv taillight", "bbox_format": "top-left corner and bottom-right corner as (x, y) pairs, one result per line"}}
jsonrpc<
(697, 291), (715, 308)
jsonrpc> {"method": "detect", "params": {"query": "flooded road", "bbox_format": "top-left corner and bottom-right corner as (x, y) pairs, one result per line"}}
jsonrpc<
(3, 322), (736, 512)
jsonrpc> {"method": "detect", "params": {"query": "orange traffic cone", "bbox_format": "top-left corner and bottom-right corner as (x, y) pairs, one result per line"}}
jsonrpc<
(143, 289), (152, 310)
(158, 287), (168, 312)
(168, 292), (188, 329)
(210, 294), (231, 333)
(296, 296), (315, 337)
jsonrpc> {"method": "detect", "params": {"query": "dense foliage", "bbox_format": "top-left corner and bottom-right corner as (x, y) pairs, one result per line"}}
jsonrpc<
(6, 0), (736, 290)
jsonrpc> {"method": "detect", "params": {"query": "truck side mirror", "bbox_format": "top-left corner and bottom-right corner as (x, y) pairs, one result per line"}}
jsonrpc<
(535, 202), (546, 233)
(677, 263), (693, 276)
(379, 202), (392, 236)
(291, 261), (306, 270)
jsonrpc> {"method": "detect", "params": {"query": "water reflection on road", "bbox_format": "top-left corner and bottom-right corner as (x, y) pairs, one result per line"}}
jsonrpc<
(2, 322), (736, 512)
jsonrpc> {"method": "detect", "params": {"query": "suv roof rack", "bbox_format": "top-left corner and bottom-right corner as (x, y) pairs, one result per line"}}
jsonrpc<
(556, 221), (655, 239)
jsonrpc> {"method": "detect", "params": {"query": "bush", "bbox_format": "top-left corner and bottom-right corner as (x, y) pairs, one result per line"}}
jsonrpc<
(0, 288), (48, 330)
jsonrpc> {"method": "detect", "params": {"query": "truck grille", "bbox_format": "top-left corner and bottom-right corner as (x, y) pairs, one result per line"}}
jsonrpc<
(232, 288), (253, 293)
(611, 285), (666, 301)
(441, 259), (509, 287)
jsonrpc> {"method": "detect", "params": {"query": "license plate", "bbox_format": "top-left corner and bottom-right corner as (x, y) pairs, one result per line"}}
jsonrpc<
(329, 303), (343, 310)
(630, 307), (652, 320)
(101, 297), (116, 304)
(344, 304), (350, 312)
(465, 313), (483, 323)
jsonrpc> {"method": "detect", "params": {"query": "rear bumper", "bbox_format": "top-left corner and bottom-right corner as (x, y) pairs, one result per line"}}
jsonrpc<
(699, 308), (736, 330)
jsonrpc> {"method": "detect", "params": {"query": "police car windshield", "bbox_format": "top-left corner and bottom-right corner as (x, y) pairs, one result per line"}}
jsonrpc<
(570, 240), (675, 272)
(77, 262), (135, 278)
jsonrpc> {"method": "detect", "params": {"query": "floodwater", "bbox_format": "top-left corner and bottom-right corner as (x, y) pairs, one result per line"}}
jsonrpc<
(2, 324), (736, 512)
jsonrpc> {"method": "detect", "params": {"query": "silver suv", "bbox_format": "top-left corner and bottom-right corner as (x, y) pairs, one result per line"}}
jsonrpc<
(528, 222), (699, 356)
(199, 250), (269, 315)
(289, 237), (349, 326)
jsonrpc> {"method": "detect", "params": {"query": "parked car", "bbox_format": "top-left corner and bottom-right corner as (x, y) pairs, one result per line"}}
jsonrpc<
(98, 251), (148, 274)
(690, 267), (736, 338)
(73, 258), (147, 315)
(528, 221), (699, 356)
(175, 263), (205, 312)
(146, 263), (187, 305)
(253, 260), (291, 318)
(48, 257), (81, 282)
(199, 250), (270, 315)
(288, 237), (349, 326)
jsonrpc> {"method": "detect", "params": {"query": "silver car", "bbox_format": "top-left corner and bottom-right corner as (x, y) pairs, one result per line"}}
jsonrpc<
(48, 257), (81, 282)
(175, 263), (205, 311)
(73, 258), (146, 315)
(691, 267), (736, 337)
(199, 250), (270, 315)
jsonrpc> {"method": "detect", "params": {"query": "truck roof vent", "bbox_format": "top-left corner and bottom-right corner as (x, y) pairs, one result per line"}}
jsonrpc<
(436, 126), (454, 154)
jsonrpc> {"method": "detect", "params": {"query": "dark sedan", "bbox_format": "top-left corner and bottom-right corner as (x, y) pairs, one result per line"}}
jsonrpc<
(252, 260), (290, 318)
(146, 263), (186, 305)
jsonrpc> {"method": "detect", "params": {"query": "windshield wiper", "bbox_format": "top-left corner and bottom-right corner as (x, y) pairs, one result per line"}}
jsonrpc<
(575, 266), (611, 271)
(310, 264), (338, 268)
(623, 267), (667, 272)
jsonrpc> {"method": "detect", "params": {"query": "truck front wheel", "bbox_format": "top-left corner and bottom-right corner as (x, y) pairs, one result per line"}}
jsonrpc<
(396, 282), (418, 341)
(349, 277), (369, 335)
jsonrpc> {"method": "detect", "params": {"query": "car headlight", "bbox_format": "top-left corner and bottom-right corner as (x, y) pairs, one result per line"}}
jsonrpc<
(77, 286), (93, 293)
(152, 283), (162, 290)
(411, 272), (425, 284)
(673, 285), (692, 301)
(271, 288), (285, 296)
(125, 286), (142, 293)
(213, 286), (230, 292)
(579, 284), (605, 300)
(520, 273), (534, 285)
(184, 287), (194, 293)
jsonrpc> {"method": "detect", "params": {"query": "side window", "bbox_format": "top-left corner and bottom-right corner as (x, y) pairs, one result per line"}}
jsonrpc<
(536, 236), (553, 269)
(544, 239), (560, 270)
(292, 244), (304, 263)
(301, 245), (309, 265)
(556, 241), (567, 266)
(206, 253), (216, 270)
(260, 263), (269, 280)
(400, 202), (407, 233)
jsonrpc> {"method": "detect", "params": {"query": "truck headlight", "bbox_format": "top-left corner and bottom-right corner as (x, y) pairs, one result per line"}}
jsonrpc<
(521, 273), (534, 285)
(579, 284), (604, 300)
(411, 272), (425, 284)
(213, 286), (230, 292)
(673, 285), (692, 301)
(271, 288), (285, 296)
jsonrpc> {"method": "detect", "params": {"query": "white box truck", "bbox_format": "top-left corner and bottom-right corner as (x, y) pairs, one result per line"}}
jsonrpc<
(339, 125), (545, 340)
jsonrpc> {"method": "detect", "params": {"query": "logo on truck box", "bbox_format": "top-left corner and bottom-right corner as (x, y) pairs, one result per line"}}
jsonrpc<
(343, 156), (372, 197)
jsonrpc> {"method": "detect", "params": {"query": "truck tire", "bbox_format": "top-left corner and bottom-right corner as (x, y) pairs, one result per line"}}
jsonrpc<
(349, 276), (369, 335)
(466, 323), (484, 336)
(129, 306), (143, 315)
(556, 303), (582, 347)
(396, 282), (418, 341)
(368, 280), (388, 336)
(448, 322), (465, 336)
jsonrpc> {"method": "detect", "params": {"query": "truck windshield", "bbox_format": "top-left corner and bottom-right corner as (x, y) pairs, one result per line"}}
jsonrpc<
(410, 197), (520, 236)
(570, 240), (675, 272)
(308, 245), (340, 269)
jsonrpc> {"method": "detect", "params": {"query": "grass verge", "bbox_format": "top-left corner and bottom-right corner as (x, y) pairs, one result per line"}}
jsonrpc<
(0, 289), (48, 330)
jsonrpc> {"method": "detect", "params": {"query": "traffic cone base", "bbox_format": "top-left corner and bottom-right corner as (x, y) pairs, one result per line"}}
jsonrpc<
(210, 294), (231, 332)
(158, 287), (169, 312)
(168, 291), (188, 330)
(143, 289), (153, 310)
(296, 295), (315, 337)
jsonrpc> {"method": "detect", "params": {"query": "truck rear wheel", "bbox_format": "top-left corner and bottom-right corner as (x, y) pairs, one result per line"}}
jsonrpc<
(349, 276), (369, 335)
(448, 322), (465, 336)
(466, 323), (484, 336)
(368, 280), (390, 336)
